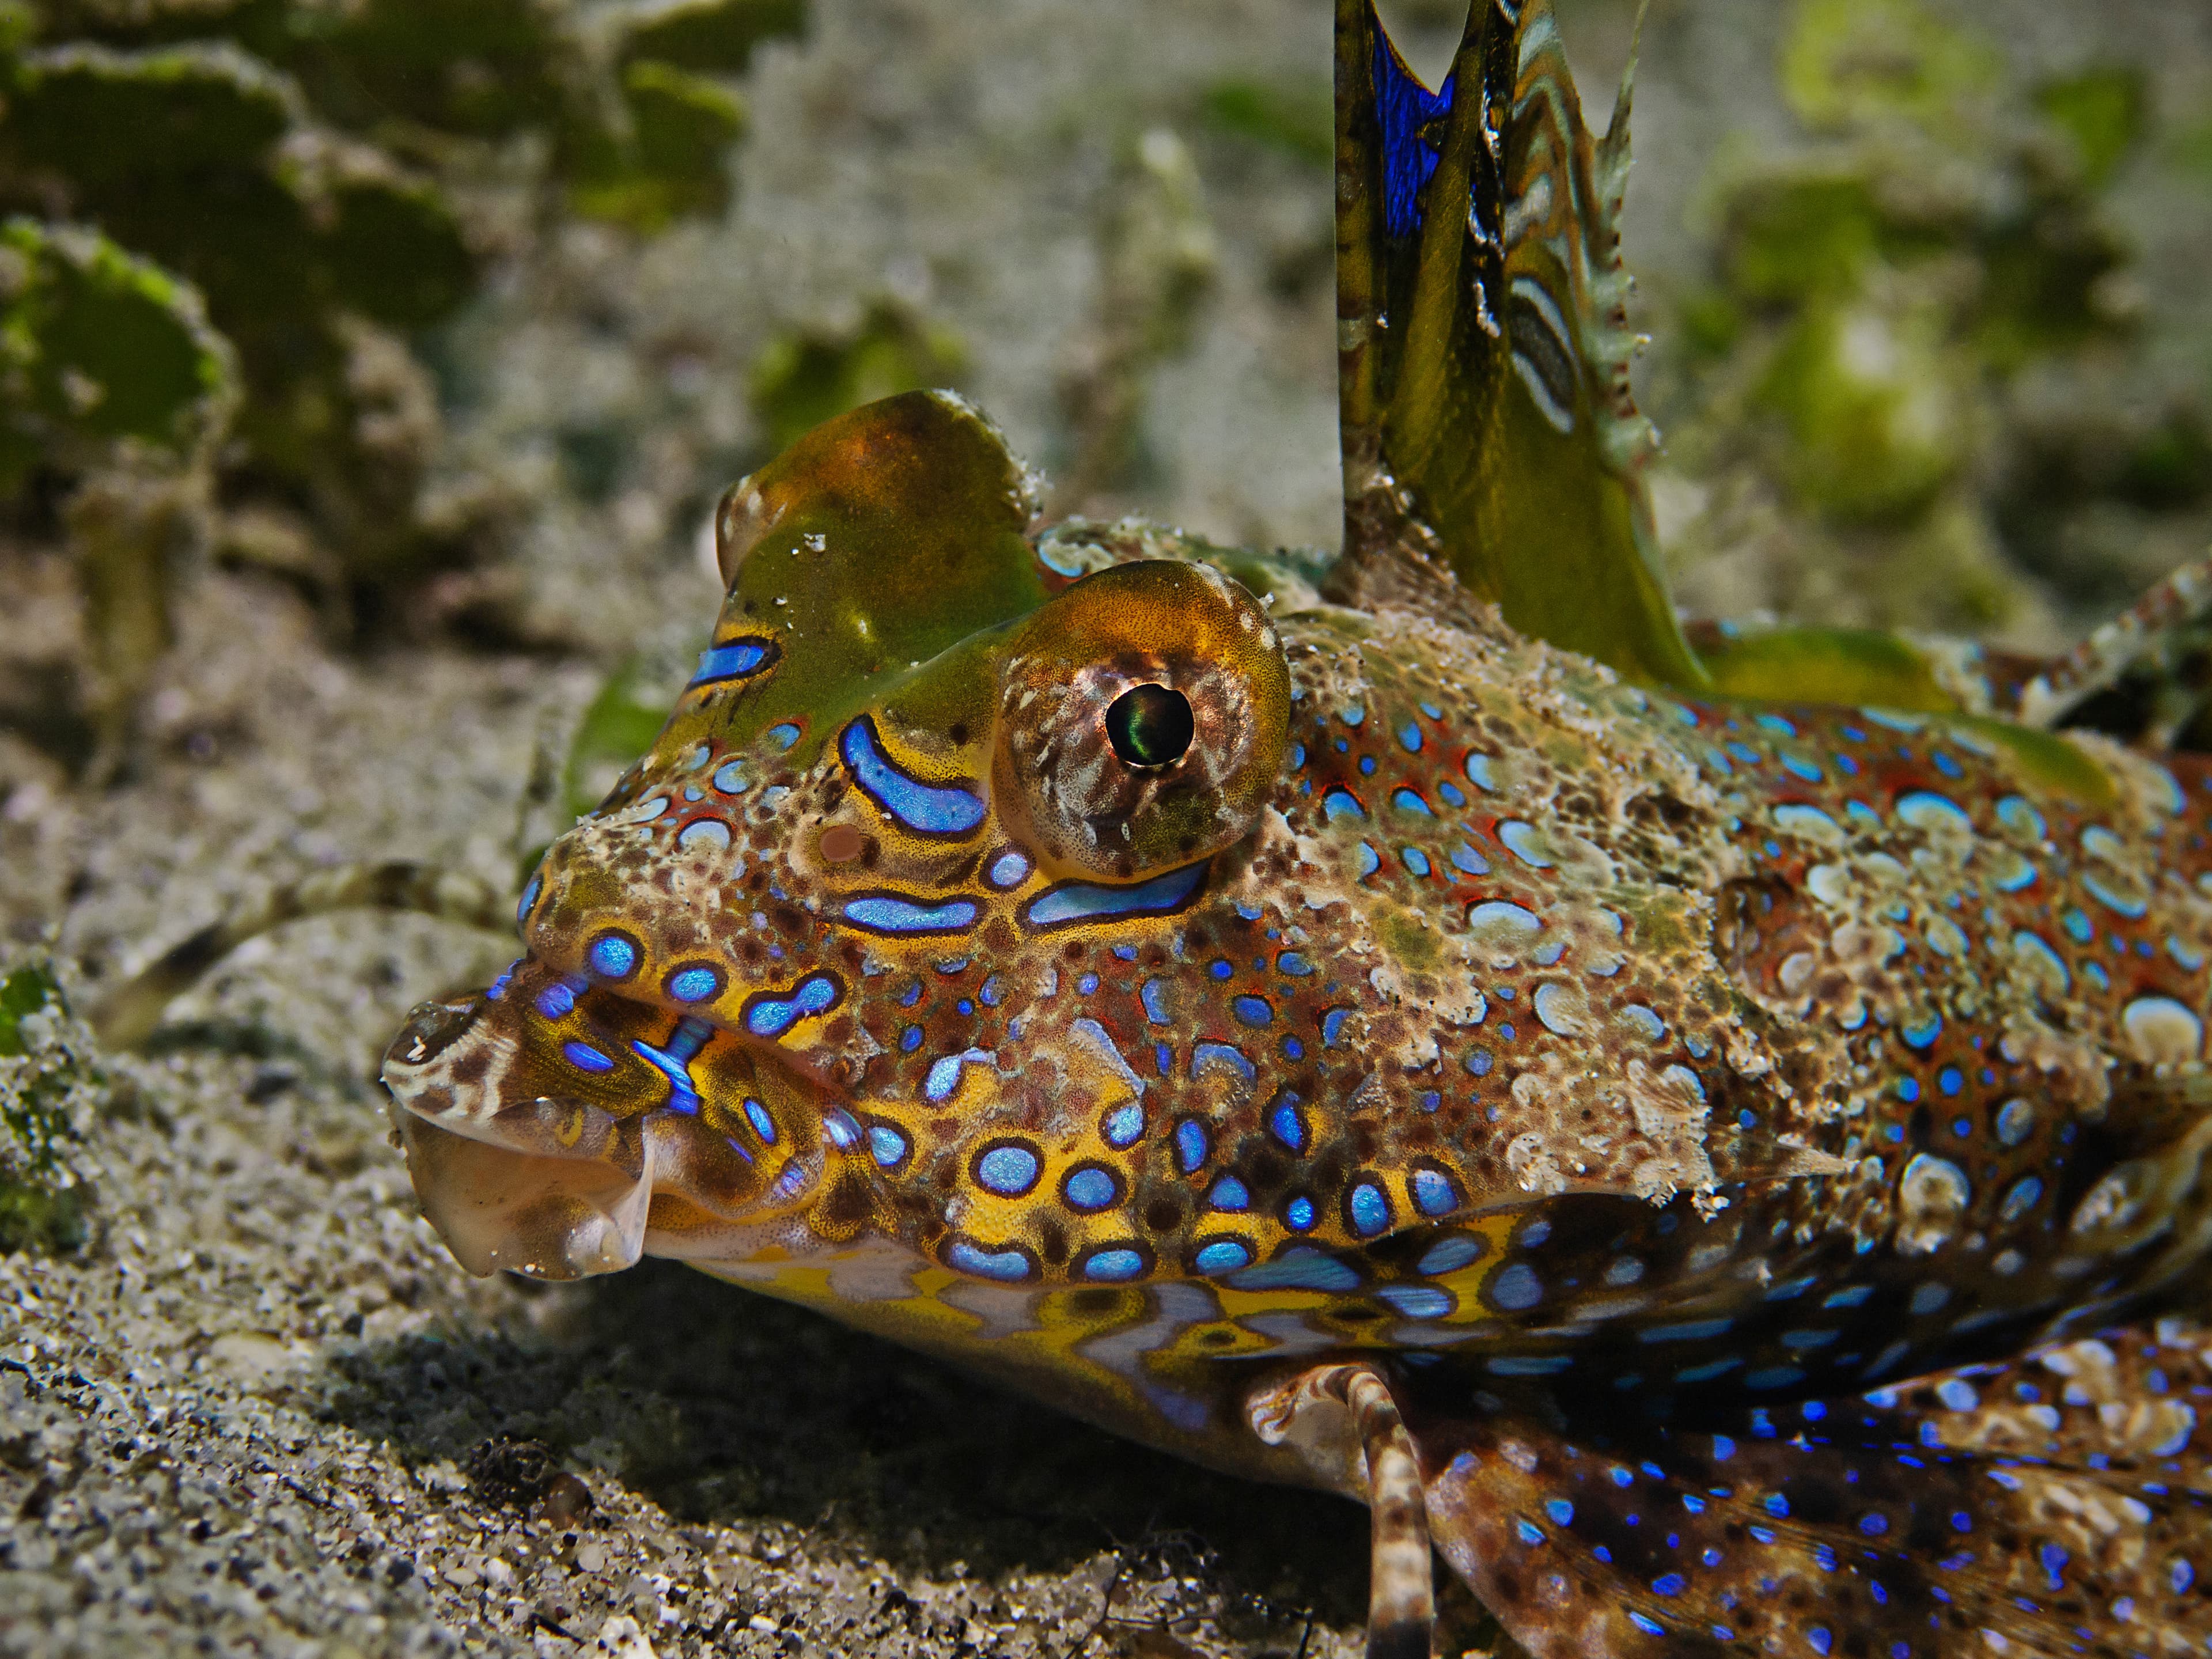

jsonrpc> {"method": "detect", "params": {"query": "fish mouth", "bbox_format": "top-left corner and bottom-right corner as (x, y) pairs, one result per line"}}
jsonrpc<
(381, 960), (859, 1282)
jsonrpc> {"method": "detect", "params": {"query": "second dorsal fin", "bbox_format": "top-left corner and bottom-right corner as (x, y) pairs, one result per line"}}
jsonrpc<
(1332, 0), (1707, 691)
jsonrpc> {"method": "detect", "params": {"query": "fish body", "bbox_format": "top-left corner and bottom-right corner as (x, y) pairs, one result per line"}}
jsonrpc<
(382, 3), (2212, 1652)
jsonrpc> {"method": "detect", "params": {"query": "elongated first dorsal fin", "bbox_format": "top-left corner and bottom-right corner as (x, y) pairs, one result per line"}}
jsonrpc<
(1331, 0), (1707, 691)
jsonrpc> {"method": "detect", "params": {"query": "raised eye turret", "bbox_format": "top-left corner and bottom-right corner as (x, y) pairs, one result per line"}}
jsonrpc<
(993, 560), (1290, 881)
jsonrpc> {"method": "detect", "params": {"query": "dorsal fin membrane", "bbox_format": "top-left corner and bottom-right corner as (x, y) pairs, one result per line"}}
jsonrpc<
(1332, 0), (1708, 691)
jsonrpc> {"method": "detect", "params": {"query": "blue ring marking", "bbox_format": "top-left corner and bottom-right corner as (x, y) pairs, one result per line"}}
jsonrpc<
(516, 873), (541, 926)
(1232, 995), (1274, 1028)
(1901, 1013), (1942, 1049)
(1356, 842), (1380, 878)
(1022, 860), (1208, 930)
(986, 850), (1031, 889)
(1229, 1247), (1361, 1293)
(947, 1240), (1032, 1282)
(1348, 1182), (1389, 1236)
(822, 1108), (861, 1150)
(1192, 1041), (1257, 1086)
(744, 1097), (777, 1143)
(1995, 795), (2046, 840)
(1774, 804), (1838, 838)
(1103, 1103), (1145, 1149)
(688, 637), (774, 687)
(1895, 790), (1973, 832)
(1392, 788), (1433, 815)
(1995, 1099), (2035, 1146)
(1438, 779), (1466, 808)
(1781, 755), (1823, 783)
(767, 722), (801, 750)
(535, 980), (578, 1020)
(1418, 1235), (1484, 1275)
(1141, 979), (1172, 1024)
(1283, 1195), (1316, 1231)
(1174, 1119), (1209, 1173)
(868, 1124), (907, 1167)
(1378, 1284), (1453, 1319)
(743, 972), (842, 1037)
(976, 1143), (1041, 1196)
(563, 1040), (614, 1073)
(1464, 752), (1498, 790)
(1999, 1176), (2043, 1222)
(1269, 1093), (1307, 1151)
(712, 761), (751, 795)
(589, 931), (641, 979)
(1489, 1262), (1543, 1310)
(839, 717), (986, 835)
(1497, 821), (1552, 867)
(1397, 721), (1423, 752)
(2082, 870), (2149, 919)
(1410, 1168), (1457, 1217)
(1206, 1175), (1252, 1212)
(1193, 1239), (1252, 1275)
(840, 893), (980, 935)
(678, 817), (733, 853)
(1063, 1166), (1118, 1211)
(630, 1015), (715, 1115)
(1402, 846), (1431, 877)
(666, 964), (722, 1003)
(1277, 951), (1313, 976)
(1082, 1247), (1147, 1283)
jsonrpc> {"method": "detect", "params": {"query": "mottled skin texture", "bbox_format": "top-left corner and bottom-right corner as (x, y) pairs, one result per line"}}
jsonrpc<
(381, 0), (2212, 1649)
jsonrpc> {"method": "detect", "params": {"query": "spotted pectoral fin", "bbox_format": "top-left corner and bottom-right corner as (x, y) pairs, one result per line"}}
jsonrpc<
(1411, 1314), (2212, 1658)
(1331, 0), (1706, 691)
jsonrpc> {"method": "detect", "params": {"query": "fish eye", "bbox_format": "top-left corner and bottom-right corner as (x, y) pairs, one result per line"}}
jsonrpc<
(994, 559), (1289, 881)
(1105, 684), (1194, 769)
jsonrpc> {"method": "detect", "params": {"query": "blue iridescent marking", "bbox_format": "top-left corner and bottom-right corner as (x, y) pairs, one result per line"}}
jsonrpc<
(1356, 842), (1380, 878)
(563, 1040), (614, 1073)
(1174, 1119), (1209, 1173)
(1347, 1183), (1389, 1236)
(1438, 779), (1466, 808)
(1995, 796), (2045, 840)
(1277, 952), (1312, 976)
(1490, 1262), (1542, 1310)
(926, 1047), (993, 1103)
(1488, 1355), (1571, 1377)
(1895, 791), (1973, 832)
(841, 893), (980, 935)
(1083, 1248), (1146, 1283)
(1497, 821), (1551, 866)
(1230, 1247), (1359, 1293)
(948, 1241), (1031, 1282)
(767, 722), (800, 749)
(840, 717), (986, 835)
(1285, 1195), (1316, 1231)
(868, 1125), (907, 1167)
(744, 972), (840, 1036)
(516, 874), (541, 925)
(744, 1096), (777, 1143)
(1321, 1008), (1351, 1046)
(712, 761), (749, 795)
(1402, 846), (1431, 877)
(1411, 1168), (1456, 1216)
(1392, 788), (1432, 815)
(666, 965), (721, 1003)
(1902, 1013), (1942, 1049)
(1781, 755), (1822, 783)
(1419, 1236), (1483, 1275)
(1270, 1093), (1307, 1150)
(1209, 1176), (1249, 1211)
(1194, 1240), (1251, 1275)
(1064, 1166), (1118, 1210)
(987, 850), (1031, 888)
(1141, 979), (1171, 1024)
(976, 1143), (1041, 1196)
(1323, 787), (1366, 822)
(631, 1016), (715, 1114)
(1233, 995), (1274, 1027)
(690, 638), (771, 685)
(535, 980), (578, 1020)
(589, 931), (639, 979)
(1024, 861), (1207, 929)
(1104, 1103), (1145, 1149)
(2082, 870), (2149, 919)
(1397, 721), (1423, 752)
(1449, 842), (1488, 876)
(1468, 900), (1541, 931)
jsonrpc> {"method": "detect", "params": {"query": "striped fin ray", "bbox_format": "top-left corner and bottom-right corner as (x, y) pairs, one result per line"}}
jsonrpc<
(1331, 0), (1706, 690)
(1413, 1313), (2212, 1657)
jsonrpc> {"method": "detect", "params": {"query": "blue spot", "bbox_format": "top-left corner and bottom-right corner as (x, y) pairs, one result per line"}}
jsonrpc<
(1321, 1008), (1351, 1046)
(925, 1048), (993, 1103)
(1418, 1236), (1483, 1275)
(1746, 1366), (1806, 1390)
(1392, 788), (1433, 816)
(1931, 750), (1964, 779)
(1937, 1378), (1979, 1412)
(840, 718), (986, 835)
(1397, 721), (1423, 752)
(589, 932), (640, 979)
(1652, 1573), (1684, 1597)
(1175, 1119), (1209, 1173)
(1490, 1262), (1543, 1310)
(1323, 787), (1366, 822)
(1810, 1628), (1832, 1657)
(711, 761), (750, 794)
(1103, 1103), (1145, 1149)
(1194, 1240), (1251, 1275)
(1356, 842), (1381, 878)
(1902, 1013), (1942, 1049)
(1781, 755), (1823, 783)
(563, 1041), (613, 1073)
(1063, 1166), (1118, 1211)
(1230, 1247), (1361, 1293)
(1727, 741), (1762, 765)
(1823, 1285), (1873, 1309)
(486, 964), (516, 1001)
(1449, 842), (1489, 876)
(666, 965), (721, 1003)
(948, 1241), (1031, 1282)
(1348, 1183), (1389, 1236)
(976, 1143), (1040, 1196)
(1233, 995), (1274, 1027)
(1207, 1176), (1249, 1211)
(1284, 1195), (1316, 1232)
(1438, 780), (1466, 807)
(1910, 1283), (1950, 1315)
(1083, 1248), (1146, 1283)
(1468, 900), (1542, 931)
(987, 850), (1031, 889)
(767, 722), (801, 749)
(1711, 1435), (1735, 1461)
(1627, 1612), (1666, 1638)
(842, 893), (980, 935)
(868, 1125), (906, 1167)
(1999, 1176), (2043, 1222)
(1024, 861), (1208, 929)
(1896, 790), (1973, 832)
(1209, 959), (1233, 980)
(821, 1107), (860, 1150)
(535, 980), (578, 1020)
(1141, 979), (1172, 1023)
(744, 974), (840, 1036)
(516, 874), (541, 925)
(1269, 1094), (1307, 1150)
(1277, 952), (1313, 976)
(1341, 705), (1365, 726)
(1401, 846), (1431, 877)
(690, 638), (771, 685)
(1379, 1284), (1452, 1318)
(1411, 1168), (1456, 1217)
(1514, 1518), (1544, 1546)
(1497, 821), (1551, 866)
(900, 1025), (922, 1052)
(2082, 869), (2149, 919)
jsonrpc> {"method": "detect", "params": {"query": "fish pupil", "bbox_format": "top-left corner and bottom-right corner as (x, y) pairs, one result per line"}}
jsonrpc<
(1105, 684), (1194, 768)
